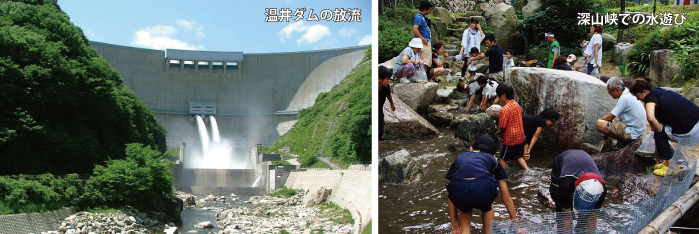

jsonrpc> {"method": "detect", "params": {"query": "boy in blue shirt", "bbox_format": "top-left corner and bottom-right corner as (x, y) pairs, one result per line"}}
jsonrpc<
(413, 1), (433, 70)
(446, 136), (517, 234)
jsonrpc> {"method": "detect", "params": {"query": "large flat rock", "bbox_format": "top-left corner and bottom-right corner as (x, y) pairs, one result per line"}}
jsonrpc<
(392, 82), (439, 114)
(382, 97), (439, 139)
(435, 87), (457, 104)
(504, 67), (616, 152)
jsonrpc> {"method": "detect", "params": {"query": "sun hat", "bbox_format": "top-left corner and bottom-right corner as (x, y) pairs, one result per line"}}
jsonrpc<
(545, 32), (555, 38)
(567, 54), (577, 63)
(409, 38), (424, 49)
(472, 136), (497, 155)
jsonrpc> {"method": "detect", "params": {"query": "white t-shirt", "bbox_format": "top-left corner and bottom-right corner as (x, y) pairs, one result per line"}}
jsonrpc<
(461, 28), (483, 53)
(587, 33), (603, 67)
(482, 82), (499, 99)
(610, 88), (647, 139)
(468, 59), (478, 71)
(505, 58), (514, 69)
(467, 80), (498, 99)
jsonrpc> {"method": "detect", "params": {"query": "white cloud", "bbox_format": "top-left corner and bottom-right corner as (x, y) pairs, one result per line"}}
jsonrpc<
(176, 19), (206, 39)
(279, 21), (309, 42)
(131, 25), (203, 50)
(176, 20), (196, 31)
(144, 25), (177, 36)
(339, 28), (358, 37)
(358, 35), (371, 45)
(297, 25), (331, 45)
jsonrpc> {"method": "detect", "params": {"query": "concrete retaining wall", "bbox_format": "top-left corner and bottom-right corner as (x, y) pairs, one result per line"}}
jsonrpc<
(284, 170), (371, 232)
(0, 207), (75, 233)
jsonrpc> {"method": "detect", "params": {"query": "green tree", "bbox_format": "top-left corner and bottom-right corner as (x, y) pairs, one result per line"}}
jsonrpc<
(87, 143), (173, 209)
(521, 0), (606, 57)
(0, 0), (167, 174)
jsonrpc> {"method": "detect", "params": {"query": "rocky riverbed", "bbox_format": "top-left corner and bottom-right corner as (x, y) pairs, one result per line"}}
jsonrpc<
(215, 191), (354, 234)
(42, 207), (176, 234)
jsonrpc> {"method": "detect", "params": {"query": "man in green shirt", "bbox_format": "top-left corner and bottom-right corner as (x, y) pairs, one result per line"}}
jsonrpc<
(545, 32), (560, 69)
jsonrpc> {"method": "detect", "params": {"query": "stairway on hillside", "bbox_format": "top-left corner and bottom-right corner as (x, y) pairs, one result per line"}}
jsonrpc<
(435, 13), (490, 82)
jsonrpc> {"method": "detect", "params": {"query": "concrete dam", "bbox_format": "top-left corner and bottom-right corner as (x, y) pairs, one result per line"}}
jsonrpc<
(90, 42), (366, 195)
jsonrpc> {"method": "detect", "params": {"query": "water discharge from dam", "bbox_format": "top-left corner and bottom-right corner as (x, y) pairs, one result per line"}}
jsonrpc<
(195, 115), (210, 155)
(210, 116), (220, 143)
(188, 115), (250, 170)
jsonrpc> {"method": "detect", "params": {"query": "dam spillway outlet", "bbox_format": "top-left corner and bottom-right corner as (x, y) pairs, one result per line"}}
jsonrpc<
(189, 115), (250, 170)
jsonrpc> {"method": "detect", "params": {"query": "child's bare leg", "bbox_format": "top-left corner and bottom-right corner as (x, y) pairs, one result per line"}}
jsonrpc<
(516, 157), (529, 170)
(457, 209), (473, 234)
(448, 198), (461, 234)
(499, 158), (507, 170)
(482, 205), (495, 234)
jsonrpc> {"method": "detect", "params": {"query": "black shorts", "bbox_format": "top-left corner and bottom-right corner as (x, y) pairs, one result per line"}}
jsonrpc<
(500, 142), (525, 161)
(446, 178), (498, 213)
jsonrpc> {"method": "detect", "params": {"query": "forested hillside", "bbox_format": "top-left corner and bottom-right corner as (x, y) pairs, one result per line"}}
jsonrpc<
(0, 0), (166, 175)
(267, 48), (372, 167)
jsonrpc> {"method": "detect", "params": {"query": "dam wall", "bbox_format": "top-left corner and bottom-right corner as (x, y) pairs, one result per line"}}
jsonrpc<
(89, 42), (366, 148)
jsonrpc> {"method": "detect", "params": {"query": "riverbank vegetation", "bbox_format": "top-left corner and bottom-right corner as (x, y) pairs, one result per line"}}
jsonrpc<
(261, 47), (372, 168)
(0, 0), (167, 175)
(0, 0), (174, 216)
(0, 144), (174, 215)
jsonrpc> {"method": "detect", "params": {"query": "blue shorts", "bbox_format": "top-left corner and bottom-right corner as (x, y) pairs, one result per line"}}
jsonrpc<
(446, 177), (498, 213)
(469, 70), (476, 76)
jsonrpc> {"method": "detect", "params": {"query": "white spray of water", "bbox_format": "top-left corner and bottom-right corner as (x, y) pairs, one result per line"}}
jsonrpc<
(252, 176), (262, 187)
(188, 115), (250, 169)
(195, 115), (210, 155)
(210, 116), (220, 143)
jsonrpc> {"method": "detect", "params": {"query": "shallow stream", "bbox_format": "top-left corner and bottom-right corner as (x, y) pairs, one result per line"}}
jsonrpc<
(379, 128), (622, 234)
(177, 196), (251, 233)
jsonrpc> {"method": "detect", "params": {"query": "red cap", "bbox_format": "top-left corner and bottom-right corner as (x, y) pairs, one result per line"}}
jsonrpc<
(575, 172), (604, 188)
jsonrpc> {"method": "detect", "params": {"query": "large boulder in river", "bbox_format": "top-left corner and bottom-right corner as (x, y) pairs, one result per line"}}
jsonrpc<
(649, 49), (681, 85)
(379, 149), (423, 184)
(383, 97), (440, 139)
(484, 3), (525, 55)
(504, 67), (616, 152)
(614, 173), (663, 204)
(392, 82), (439, 114)
(455, 113), (499, 145)
(592, 138), (656, 177)
(600, 75), (634, 89)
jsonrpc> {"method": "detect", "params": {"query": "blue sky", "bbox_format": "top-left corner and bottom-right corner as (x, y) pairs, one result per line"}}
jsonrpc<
(59, 0), (372, 53)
